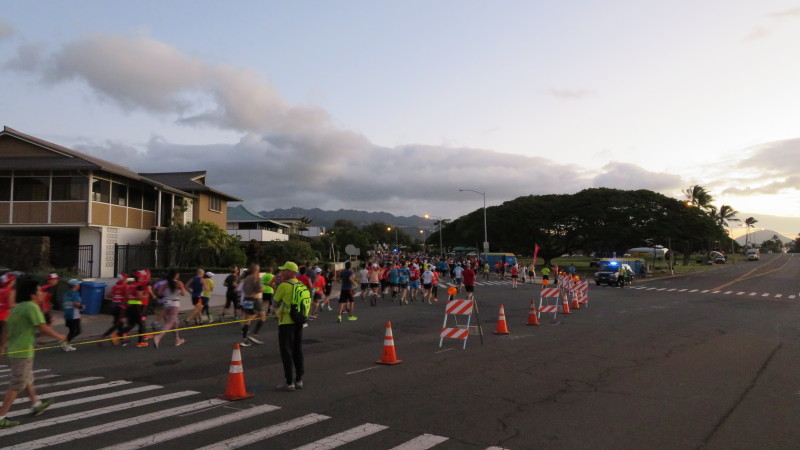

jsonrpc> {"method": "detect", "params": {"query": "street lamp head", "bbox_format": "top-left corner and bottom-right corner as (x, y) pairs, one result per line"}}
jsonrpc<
(424, 214), (430, 219)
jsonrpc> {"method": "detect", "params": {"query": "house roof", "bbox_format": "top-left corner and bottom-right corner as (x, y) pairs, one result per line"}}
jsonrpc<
(140, 171), (242, 202)
(1, 126), (241, 202)
(0, 126), (191, 197)
(227, 205), (289, 227)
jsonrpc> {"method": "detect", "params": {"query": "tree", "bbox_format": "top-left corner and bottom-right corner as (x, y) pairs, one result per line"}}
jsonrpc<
(683, 185), (714, 210)
(744, 217), (758, 248)
(711, 204), (739, 228)
(759, 235), (784, 253)
(168, 221), (246, 268)
(793, 234), (800, 253)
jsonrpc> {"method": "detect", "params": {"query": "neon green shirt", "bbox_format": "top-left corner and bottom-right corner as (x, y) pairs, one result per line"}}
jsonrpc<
(275, 279), (300, 325)
(6, 301), (46, 359)
(261, 273), (275, 294)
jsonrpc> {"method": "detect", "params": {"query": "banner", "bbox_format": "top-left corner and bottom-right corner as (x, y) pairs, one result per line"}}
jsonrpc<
(533, 244), (540, 266)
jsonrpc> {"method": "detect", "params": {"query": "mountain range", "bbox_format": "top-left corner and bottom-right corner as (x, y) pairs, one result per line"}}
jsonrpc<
(259, 207), (431, 229)
(258, 207), (799, 243)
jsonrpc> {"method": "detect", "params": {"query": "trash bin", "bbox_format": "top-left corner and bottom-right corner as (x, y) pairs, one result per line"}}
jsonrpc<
(80, 281), (107, 315)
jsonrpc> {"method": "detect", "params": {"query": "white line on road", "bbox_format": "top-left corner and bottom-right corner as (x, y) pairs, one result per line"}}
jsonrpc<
(103, 404), (281, 450)
(7, 385), (165, 419)
(689, 289), (698, 293)
(8, 399), (228, 449)
(0, 369), (49, 379)
(776, 294), (783, 298)
(196, 413), (330, 450)
(762, 293), (771, 297)
(35, 377), (105, 390)
(434, 348), (455, 354)
(712, 291), (721, 294)
(724, 291), (733, 294)
(0, 390), (195, 437)
(295, 423), (388, 450)
(791, 295), (797, 299)
(701, 290), (709, 293)
(390, 433), (450, 449)
(678, 289), (687, 292)
(667, 288), (677, 292)
(346, 366), (380, 375)
(13, 380), (131, 404)
(749, 292), (758, 296)
(737, 292), (745, 295)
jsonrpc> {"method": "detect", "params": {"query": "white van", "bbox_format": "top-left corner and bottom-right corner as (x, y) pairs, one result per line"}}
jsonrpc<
(746, 249), (760, 261)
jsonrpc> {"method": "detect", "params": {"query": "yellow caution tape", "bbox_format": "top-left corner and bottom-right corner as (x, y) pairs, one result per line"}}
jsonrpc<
(0, 317), (271, 356)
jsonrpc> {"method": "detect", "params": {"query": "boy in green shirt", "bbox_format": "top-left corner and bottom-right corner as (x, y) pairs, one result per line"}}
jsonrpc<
(0, 277), (67, 428)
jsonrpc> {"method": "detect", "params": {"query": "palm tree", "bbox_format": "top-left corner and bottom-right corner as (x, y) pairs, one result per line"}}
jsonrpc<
(744, 217), (758, 248)
(715, 205), (739, 228)
(683, 185), (714, 210)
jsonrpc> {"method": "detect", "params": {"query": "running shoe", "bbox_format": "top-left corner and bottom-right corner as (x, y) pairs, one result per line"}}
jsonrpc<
(294, 380), (304, 390)
(348, 316), (358, 321)
(337, 315), (342, 323)
(136, 342), (149, 348)
(153, 335), (161, 349)
(30, 398), (54, 417)
(240, 339), (252, 347)
(0, 417), (20, 428)
(248, 335), (263, 345)
(175, 338), (185, 346)
(274, 384), (296, 392)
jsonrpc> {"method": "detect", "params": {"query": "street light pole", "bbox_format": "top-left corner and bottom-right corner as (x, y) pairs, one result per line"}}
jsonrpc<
(424, 214), (444, 258)
(459, 189), (488, 254)
(387, 226), (398, 251)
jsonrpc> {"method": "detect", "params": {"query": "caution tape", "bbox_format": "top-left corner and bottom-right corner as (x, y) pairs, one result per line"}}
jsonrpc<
(0, 317), (269, 357)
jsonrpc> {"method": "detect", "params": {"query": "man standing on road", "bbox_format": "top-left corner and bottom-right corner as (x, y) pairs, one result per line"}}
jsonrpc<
(0, 277), (67, 428)
(337, 261), (357, 322)
(274, 261), (305, 392)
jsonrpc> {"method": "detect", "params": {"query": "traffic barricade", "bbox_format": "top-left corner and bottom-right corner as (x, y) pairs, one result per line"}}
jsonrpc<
(538, 287), (561, 320)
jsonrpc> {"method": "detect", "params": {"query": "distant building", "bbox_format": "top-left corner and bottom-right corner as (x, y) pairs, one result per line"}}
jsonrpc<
(299, 226), (326, 238)
(259, 216), (311, 236)
(226, 205), (289, 241)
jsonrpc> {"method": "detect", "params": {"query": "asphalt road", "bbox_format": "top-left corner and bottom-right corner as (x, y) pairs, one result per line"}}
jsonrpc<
(3, 254), (800, 449)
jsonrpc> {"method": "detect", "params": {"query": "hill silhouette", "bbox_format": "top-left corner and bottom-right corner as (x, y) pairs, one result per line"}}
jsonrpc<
(258, 207), (430, 229)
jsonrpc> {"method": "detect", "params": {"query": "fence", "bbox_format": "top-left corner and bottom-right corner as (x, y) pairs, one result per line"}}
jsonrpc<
(114, 244), (168, 277)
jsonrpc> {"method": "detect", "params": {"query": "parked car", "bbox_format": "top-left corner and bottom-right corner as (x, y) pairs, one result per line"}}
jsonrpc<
(746, 249), (760, 261)
(714, 256), (726, 264)
(594, 261), (633, 286)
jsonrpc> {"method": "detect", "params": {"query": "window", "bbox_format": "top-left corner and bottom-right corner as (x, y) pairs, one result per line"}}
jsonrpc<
(128, 187), (143, 209)
(92, 179), (110, 203)
(209, 196), (222, 212)
(13, 177), (50, 201)
(111, 183), (127, 206)
(0, 178), (10, 201)
(52, 177), (88, 201)
(143, 190), (157, 211)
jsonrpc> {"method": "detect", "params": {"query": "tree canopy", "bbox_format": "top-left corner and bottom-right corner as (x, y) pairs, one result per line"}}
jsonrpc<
(441, 188), (729, 264)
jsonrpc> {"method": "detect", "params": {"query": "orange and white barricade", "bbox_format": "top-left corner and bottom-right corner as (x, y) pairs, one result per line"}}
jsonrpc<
(574, 280), (589, 307)
(440, 299), (475, 349)
(538, 287), (561, 320)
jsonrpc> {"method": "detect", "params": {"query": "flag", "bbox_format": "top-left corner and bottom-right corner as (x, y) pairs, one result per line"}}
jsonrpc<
(533, 244), (540, 266)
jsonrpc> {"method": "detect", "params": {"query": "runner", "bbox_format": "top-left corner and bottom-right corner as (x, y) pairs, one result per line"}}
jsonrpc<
(336, 261), (357, 322)
(462, 263), (476, 301)
(201, 272), (215, 323)
(183, 269), (207, 326)
(153, 269), (186, 348)
(240, 264), (263, 346)
(453, 263), (464, 292)
(222, 266), (240, 320)
(60, 279), (83, 352)
(367, 263), (381, 306)
(421, 264), (434, 304)
(510, 264), (519, 289)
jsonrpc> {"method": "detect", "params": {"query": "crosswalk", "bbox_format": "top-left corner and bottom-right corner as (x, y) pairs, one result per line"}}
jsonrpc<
(0, 364), (507, 449)
(627, 285), (798, 299)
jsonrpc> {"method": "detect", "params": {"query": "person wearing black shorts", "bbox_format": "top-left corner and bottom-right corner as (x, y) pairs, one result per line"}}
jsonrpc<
(337, 262), (357, 323)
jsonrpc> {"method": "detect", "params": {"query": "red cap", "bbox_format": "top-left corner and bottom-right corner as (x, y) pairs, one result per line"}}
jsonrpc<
(47, 273), (60, 280)
(1, 273), (16, 285)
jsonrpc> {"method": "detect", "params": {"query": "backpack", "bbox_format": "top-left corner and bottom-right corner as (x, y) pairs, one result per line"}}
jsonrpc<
(289, 280), (312, 324)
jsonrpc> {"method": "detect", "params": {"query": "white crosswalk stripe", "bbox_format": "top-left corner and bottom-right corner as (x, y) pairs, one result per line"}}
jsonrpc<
(12, 399), (229, 449)
(103, 403), (280, 450)
(294, 423), (389, 449)
(196, 413), (331, 450)
(13, 380), (131, 404)
(0, 390), (195, 437)
(0, 370), (531, 449)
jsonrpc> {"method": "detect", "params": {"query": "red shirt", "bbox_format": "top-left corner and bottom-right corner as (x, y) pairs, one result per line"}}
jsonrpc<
(511, 266), (519, 276)
(462, 268), (476, 286)
(0, 286), (11, 320)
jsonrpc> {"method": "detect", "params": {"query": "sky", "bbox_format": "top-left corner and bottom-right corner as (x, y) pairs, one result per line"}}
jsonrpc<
(2, 1), (800, 237)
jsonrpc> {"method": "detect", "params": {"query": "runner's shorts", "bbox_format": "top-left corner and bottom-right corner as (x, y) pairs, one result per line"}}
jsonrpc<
(339, 290), (354, 304)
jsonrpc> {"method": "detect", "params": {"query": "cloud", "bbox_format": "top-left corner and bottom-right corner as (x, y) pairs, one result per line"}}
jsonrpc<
(591, 162), (684, 191)
(3, 42), (46, 71)
(546, 88), (595, 100)
(723, 176), (800, 195)
(741, 26), (771, 42)
(736, 137), (800, 175)
(0, 20), (13, 42)
(768, 7), (800, 19)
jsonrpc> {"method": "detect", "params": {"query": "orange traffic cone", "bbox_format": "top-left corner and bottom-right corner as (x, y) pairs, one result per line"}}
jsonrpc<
(561, 294), (572, 315)
(526, 300), (540, 326)
(571, 295), (581, 310)
(219, 343), (255, 401)
(376, 322), (402, 365)
(495, 305), (510, 334)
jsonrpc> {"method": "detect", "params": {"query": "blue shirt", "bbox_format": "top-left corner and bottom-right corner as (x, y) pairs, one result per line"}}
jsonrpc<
(62, 290), (82, 320)
(398, 267), (410, 284)
(339, 270), (354, 291)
